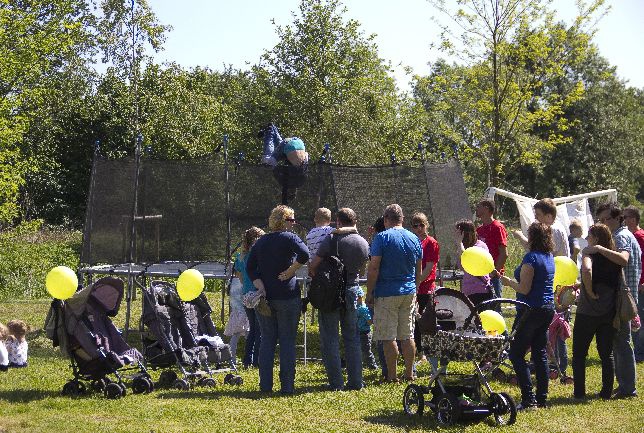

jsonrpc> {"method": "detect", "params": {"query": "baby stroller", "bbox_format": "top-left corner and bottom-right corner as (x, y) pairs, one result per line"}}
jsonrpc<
(44, 277), (153, 399)
(140, 281), (241, 390)
(403, 288), (529, 426)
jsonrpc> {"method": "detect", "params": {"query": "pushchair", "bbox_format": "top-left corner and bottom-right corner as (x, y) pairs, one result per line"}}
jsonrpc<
(44, 277), (153, 399)
(140, 281), (241, 390)
(403, 287), (530, 426)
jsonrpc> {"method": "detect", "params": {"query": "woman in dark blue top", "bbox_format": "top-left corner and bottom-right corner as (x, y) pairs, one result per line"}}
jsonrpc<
(246, 205), (309, 395)
(501, 222), (555, 409)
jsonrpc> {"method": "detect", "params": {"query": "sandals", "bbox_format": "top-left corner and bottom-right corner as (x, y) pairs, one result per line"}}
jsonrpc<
(404, 376), (417, 382)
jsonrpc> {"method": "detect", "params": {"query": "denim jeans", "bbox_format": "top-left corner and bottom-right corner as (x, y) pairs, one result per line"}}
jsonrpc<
(262, 123), (283, 166)
(555, 337), (568, 374)
(243, 307), (261, 367)
(256, 297), (301, 393)
(509, 306), (555, 405)
(360, 331), (378, 369)
(318, 285), (363, 390)
(613, 319), (637, 395)
(634, 297), (644, 362)
(490, 277), (503, 313)
(572, 312), (615, 398)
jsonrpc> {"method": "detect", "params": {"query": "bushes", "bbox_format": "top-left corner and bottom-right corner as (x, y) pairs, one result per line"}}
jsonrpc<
(0, 220), (81, 301)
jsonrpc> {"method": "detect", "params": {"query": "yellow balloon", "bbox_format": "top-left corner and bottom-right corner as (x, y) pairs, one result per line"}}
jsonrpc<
(479, 310), (506, 335)
(45, 266), (78, 300)
(553, 256), (578, 287)
(176, 269), (205, 301)
(461, 246), (495, 277)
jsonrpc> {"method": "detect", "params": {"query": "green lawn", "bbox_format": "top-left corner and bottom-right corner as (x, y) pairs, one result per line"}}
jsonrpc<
(1, 295), (643, 433)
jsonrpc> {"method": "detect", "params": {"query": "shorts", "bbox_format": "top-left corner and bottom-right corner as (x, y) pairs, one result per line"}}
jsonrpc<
(373, 293), (415, 341)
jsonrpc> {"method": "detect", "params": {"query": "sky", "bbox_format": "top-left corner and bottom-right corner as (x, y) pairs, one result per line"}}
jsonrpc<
(147, 0), (644, 90)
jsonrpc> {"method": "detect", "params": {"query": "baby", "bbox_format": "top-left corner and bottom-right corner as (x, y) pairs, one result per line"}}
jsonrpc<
(5, 320), (29, 367)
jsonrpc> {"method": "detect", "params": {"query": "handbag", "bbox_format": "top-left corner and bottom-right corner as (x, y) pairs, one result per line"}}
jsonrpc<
(615, 269), (638, 323)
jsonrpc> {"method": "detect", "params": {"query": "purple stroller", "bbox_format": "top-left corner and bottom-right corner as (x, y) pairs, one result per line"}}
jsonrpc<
(44, 277), (153, 399)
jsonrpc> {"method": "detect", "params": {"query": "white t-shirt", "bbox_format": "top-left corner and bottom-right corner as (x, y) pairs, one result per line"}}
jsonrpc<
(5, 339), (28, 366)
(551, 220), (570, 257)
(306, 226), (334, 258)
(0, 341), (8, 367)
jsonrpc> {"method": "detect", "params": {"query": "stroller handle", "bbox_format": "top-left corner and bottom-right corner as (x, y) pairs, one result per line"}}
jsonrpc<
(462, 298), (531, 331)
(475, 297), (531, 312)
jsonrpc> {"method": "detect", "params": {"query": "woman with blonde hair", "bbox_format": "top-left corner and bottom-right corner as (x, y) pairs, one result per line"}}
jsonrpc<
(246, 205), (309, 394)
(572, 223), (621, 400)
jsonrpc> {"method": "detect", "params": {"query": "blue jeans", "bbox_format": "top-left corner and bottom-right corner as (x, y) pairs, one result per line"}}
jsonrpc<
(360, 331), (378, 369)
(556, 336), (568, 373)
(257, 297), (301, 394)
(613, 319), (637, 395)
(262, 123), (283, 166)
(509, 306), (555, 405)
(634, 294), (644, 362)
(243, 307), (261, 367)
(490, 277), (502, 312)
(318, 286), (363, 390)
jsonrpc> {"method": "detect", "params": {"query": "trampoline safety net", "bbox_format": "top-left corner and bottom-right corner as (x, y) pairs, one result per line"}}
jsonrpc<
(81, 156), (471, 268)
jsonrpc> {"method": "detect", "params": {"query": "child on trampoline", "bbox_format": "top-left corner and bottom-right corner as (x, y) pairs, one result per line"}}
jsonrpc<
(260, 123), (308, 167)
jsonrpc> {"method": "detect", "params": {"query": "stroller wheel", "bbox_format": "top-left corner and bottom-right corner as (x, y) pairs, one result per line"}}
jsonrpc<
(490, 392), (517, 426)
(436, 392), (461, 426)
(173, 378), (190, 391)
(402, 384), (425, 416)
(132, 376), (152, 394)
(91, 378), (107, 393)
(158, 370), (178, 387)
(202, 378), (217, 388)
(62, 380), (84, 397)
(104, 382), (123, 399)
(223, 373), (235, 385)
(233, 376), (243, 386)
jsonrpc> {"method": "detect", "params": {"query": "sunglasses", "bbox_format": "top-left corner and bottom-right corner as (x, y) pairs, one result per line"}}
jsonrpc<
(411, 223), (424, 228)
(285, 218), (296, 222)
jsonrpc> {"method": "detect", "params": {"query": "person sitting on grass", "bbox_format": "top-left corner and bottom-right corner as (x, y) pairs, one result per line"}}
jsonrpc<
(5, 320), (29, 368)
(0, 323), (9, 372)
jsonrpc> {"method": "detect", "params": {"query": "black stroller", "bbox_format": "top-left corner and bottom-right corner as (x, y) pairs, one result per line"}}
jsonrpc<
(403, 288), (530, 426)
(44, 277), (153, 399)
(140, 281), (241, 390)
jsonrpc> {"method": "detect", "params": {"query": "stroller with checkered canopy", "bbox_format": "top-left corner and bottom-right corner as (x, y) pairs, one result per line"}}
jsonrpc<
(403, 287), (530, 426)
(44, 277), (153, 399)
(140, 281), (242, 390)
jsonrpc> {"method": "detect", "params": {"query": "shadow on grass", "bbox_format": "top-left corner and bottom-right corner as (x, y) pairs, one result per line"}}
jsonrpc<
(155, 382), (353, 400)
(0, 389), (60, 403)
(363, 408), (501, 432)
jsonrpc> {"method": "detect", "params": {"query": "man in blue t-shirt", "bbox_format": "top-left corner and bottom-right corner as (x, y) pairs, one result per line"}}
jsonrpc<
(366, 204), (422, 383)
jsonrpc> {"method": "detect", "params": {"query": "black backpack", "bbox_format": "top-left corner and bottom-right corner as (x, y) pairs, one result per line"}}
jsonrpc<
(308, 235), (346, 312)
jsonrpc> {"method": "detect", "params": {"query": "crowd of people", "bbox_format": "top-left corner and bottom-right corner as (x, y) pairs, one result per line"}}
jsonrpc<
(225, 199), (642, 407)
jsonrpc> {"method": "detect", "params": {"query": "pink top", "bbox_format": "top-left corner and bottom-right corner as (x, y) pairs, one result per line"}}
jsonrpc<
(461, 240), (492, 296)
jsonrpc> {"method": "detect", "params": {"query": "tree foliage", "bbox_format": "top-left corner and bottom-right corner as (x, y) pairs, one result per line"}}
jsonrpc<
(417, 0), (606, 192)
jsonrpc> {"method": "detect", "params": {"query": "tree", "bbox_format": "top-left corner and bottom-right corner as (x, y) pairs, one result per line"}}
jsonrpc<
(417, 0), (606, 192)
(0, 0), (96, 225)
(255, 0), (426, 164)
(526, 50), (644, 204)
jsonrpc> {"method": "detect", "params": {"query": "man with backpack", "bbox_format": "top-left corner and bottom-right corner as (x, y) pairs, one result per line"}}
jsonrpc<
(308, 208), (369, 391)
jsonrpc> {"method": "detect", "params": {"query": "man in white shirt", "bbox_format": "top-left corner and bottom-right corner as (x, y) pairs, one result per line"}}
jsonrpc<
(513, 198), (570, 257)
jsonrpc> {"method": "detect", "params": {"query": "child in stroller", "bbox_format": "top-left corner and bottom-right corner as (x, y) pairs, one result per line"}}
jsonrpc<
(140, 281), (242, 390)
(44, 277), (153, 399)
(403, 287), (530, 426)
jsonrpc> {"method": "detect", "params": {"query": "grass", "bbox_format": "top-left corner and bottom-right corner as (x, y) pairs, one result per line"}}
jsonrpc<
(1, 293), (643, 433)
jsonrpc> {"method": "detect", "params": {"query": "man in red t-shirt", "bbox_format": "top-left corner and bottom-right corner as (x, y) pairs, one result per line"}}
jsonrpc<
(475, 199), (508, 309)
(410, 212), (440, 359)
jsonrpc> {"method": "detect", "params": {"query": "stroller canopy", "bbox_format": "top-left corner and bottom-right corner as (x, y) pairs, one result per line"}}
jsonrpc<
(67, 277), (124, 317)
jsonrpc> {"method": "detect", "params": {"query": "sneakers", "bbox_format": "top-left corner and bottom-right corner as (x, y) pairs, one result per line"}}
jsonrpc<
(612, 391), (638, 399)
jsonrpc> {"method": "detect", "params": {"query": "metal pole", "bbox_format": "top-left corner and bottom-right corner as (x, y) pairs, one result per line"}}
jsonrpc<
(222, 135), (230, 325)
